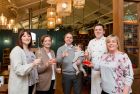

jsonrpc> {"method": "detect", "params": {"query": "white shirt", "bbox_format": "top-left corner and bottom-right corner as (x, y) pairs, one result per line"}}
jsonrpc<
(87, 36), (107, 64)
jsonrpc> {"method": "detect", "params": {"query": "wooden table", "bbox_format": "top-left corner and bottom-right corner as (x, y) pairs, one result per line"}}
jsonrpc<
(0, 84), (8, 94)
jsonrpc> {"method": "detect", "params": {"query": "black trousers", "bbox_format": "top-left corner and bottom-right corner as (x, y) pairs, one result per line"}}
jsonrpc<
(29, 85), (35, 94)
(36, 80), (55, 94)
(101, 91), (109, 94)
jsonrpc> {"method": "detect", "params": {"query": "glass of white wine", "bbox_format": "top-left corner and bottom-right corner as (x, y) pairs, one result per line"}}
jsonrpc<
(36, 48), (42, 66)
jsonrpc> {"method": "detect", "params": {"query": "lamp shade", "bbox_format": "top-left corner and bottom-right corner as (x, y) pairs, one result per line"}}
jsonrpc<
(79, 27), (88, 34)
(124, 12), (138, 24)
(56, 16), (62, 25)
(73, 0), (85, 9)
(47, 7), (56, 18)
(47, 18), (56, 29)
(9, 19), (15, 25)
(56, 0), (72, 17)
(46, 0), (57, 4)
(0, 13), (7, 26)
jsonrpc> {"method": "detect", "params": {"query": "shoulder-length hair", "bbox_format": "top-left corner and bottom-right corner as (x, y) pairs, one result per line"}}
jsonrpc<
(40, 35), (52, 45)
(16, 29), (32, 49)
(106, 34), (122, 51)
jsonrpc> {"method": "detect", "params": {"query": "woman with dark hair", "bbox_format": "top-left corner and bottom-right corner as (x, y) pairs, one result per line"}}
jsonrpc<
(36, 35), (56, 94)
(8, 30), (41, 94)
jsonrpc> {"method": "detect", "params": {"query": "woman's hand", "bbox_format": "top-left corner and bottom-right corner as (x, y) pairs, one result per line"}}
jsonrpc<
(48, 58), (56, 64)
(33, 59), (41, 66)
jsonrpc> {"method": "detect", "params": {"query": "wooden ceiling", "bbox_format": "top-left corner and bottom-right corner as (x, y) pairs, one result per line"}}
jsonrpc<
(0, 0), (139, 29)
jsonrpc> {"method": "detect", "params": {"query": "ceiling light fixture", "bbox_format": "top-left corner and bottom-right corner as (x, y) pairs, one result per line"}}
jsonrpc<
(0, 0), (16, 29)
(73, 0), (85, 9)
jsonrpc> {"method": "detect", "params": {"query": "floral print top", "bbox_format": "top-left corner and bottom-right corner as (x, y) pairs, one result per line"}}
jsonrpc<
(94, 52), (134, 94)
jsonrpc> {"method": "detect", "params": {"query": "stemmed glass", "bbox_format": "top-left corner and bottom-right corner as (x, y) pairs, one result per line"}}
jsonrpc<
(35, 48), (42, 67)
(47, 52), (56, 64)
(56, 63), (61, 74)
(36, 48), (42, 59)
(83, 47), (91, 66)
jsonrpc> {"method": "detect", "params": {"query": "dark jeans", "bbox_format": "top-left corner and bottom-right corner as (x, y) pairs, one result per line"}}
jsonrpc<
(36, 80), (55, 94)
(29, 85), (35, 94)
(62, 73), (82, 94)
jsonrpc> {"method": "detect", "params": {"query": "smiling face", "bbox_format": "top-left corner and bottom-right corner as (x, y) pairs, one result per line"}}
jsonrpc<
(42, 36), (52, 49)
(106, 35), (119, 53)
(21, 32), (32, 47)
(64, 33), (73, 45)
(94, 25), (105, 39)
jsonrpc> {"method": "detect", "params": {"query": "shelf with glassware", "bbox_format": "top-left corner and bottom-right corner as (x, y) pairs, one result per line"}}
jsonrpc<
(124, 23), (139, 68)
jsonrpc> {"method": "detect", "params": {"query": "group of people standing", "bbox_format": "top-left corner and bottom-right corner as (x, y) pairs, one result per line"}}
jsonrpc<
(8, 24), (134, 94)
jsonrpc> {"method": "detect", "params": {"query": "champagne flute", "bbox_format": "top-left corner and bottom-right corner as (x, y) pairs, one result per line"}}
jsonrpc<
(83, 47), (91, 66)
(56, 63), (61, 73)
(48, 52), (56, 64)
(36, 48), (42, 66)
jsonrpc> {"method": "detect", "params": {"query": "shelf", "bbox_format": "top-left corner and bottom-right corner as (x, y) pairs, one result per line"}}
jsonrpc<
(124, 23), (139, 68)
(125, 46), (138, 48)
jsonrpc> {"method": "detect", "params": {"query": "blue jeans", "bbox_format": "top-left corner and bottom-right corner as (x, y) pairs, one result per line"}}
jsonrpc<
(62, 73), (82, 94)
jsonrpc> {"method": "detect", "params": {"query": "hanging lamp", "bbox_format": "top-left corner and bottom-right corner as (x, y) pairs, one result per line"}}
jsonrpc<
(56, 0), (72, 17)
(73, 0), (85, 9)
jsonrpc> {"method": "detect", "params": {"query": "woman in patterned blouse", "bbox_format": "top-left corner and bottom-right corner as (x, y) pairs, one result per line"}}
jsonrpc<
(87, 34), (134, 94)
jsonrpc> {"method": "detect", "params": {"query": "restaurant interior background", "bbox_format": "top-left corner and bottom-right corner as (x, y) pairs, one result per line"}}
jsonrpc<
(0, 0), (140, 94)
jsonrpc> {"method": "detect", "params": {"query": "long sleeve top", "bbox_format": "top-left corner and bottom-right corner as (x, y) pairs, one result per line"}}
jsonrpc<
(57, 44), (84, 75)
(94, 52), (134, 94)
(36, 48), (56, 91)
(24, 50), (38, 86)
(8, 46), (35, 94)
(87, 36), (107, 65)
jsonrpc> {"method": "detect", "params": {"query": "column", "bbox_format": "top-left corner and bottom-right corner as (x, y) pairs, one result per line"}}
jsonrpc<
(113, 0), (124, 51)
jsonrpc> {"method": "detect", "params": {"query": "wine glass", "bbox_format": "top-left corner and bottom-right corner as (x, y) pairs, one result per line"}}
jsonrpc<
(35, 48), (42, 66)
(56, 63), (61, 74)
(48, 52), (56, 64)
(36, 48), (42, 58)
(83, 47), (91, 66)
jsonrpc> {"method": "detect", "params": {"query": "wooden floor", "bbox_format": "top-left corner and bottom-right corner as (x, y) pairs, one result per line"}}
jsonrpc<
(55, 69), (140, 94)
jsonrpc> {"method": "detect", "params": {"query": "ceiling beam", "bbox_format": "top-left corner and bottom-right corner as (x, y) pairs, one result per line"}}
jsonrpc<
(17, 0), (42, 9)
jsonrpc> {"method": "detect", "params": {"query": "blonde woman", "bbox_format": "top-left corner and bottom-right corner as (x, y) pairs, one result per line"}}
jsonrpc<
(87, 35), (134, 94)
